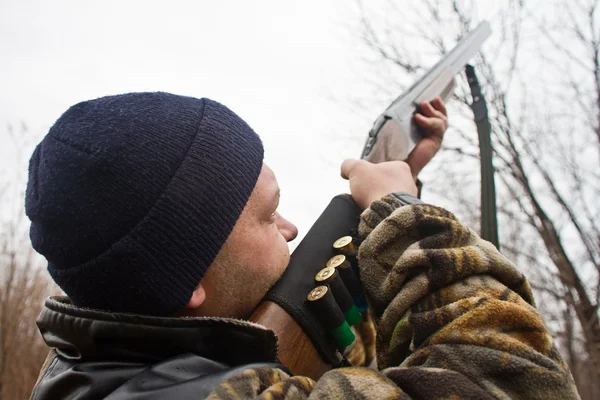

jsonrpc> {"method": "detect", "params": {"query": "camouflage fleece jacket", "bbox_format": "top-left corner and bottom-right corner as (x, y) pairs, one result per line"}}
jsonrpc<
(207, 196), (580, 399)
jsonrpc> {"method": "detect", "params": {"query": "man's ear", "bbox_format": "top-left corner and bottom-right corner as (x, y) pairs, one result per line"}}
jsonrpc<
(186, 283), (206, 309)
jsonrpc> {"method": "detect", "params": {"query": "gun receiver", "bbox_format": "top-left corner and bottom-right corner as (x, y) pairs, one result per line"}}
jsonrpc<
(361, 21), (491, 163)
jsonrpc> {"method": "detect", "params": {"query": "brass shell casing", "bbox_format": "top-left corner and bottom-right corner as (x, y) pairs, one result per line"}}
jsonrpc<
(333, 236), (357, 256)
(315, 266), (336, 283)
(307, 285), (328, 302)
(326, 254), (351, 270)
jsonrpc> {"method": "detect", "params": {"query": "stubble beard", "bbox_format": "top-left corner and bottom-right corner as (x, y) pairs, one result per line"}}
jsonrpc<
(211, 262), (282, 320)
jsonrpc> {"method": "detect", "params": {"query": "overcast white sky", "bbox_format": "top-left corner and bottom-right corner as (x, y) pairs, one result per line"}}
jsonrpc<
(0, 0), (383, 245)
(1, 0), (508, 252)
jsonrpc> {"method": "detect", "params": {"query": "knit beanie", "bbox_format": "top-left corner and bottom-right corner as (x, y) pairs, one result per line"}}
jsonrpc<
(25, 92), (264, 316)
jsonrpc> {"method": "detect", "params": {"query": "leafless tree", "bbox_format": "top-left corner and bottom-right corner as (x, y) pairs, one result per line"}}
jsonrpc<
(0, 124), (57, 399)
(0, 238), (54, 400)
(353, 0), (600, 398)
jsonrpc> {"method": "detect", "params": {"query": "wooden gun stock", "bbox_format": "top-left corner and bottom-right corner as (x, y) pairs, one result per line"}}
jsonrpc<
(250, 301), (331, 380)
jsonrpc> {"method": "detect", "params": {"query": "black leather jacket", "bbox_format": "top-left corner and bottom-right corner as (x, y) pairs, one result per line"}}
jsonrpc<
(31, 297), (285, 399)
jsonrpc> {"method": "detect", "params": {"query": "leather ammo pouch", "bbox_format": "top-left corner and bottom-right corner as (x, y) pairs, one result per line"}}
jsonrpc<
(263, 194), (363, 366)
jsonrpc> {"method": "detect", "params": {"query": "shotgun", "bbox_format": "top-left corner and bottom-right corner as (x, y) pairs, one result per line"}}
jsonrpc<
(249, 21), (492, 381)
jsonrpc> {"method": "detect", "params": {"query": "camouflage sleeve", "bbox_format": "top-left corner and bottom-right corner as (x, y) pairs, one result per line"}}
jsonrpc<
(208, 197), (580, 399)
(314, 197), (578, 399)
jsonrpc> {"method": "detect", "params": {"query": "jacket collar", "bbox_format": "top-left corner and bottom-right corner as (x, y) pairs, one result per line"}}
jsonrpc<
(37, 296), (279, 366)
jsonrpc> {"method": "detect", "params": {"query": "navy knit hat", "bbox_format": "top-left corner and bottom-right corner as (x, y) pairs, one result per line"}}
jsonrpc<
(25, 92), (264, 316)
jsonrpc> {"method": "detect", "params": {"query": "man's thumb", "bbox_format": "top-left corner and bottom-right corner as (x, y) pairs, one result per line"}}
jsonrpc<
(340, 159), (358, 180)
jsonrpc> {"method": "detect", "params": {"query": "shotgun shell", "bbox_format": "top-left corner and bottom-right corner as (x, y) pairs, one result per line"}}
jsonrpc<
(307, 285), (355, 349)
(326, 255), (368, 313)
(326, 254), (348, 269)
(315, 267), (361, 326)
(333, 236), (357, 257)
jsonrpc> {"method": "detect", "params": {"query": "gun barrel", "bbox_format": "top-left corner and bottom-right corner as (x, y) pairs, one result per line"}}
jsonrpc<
(362, 22), (492, 161)
(385, 22), (491, 118)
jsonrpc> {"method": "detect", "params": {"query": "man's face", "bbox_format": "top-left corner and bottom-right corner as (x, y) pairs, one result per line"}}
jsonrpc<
(194, 164), (297, 319)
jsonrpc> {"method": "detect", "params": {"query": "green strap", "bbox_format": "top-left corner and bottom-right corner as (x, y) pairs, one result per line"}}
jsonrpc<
(465, 65), (500, 249)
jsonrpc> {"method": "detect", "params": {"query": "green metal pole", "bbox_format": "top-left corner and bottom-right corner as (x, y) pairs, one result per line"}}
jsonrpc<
(466, 65), (500, 249)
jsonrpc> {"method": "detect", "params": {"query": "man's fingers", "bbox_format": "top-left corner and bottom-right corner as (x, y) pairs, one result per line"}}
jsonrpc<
(420, 103), (446, 121)
(341, 159), (359, 180)
(419, 102), (436, 117)
(415, 113), (447, 137)
(431, 97), (447, 116)
(407, 97), (448, 179)
(415, 113), (445, 132)
(420, 101), (447, 121)
(414, 113), (432, 128)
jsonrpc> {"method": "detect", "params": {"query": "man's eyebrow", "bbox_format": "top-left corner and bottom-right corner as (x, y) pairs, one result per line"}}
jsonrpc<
(272, 188), (281, 208)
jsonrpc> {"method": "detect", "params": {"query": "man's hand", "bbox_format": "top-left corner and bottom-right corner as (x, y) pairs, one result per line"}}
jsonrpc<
(342, 97), (447, 210)
(406, 97), (448, 179)
(341, 160), (417, 210)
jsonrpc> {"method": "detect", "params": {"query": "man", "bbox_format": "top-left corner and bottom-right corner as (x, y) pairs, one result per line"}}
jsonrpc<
(27, 92), (578, 399)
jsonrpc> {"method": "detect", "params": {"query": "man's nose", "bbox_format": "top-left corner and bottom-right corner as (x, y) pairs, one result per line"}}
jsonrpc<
(276, 213), (298, 242)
